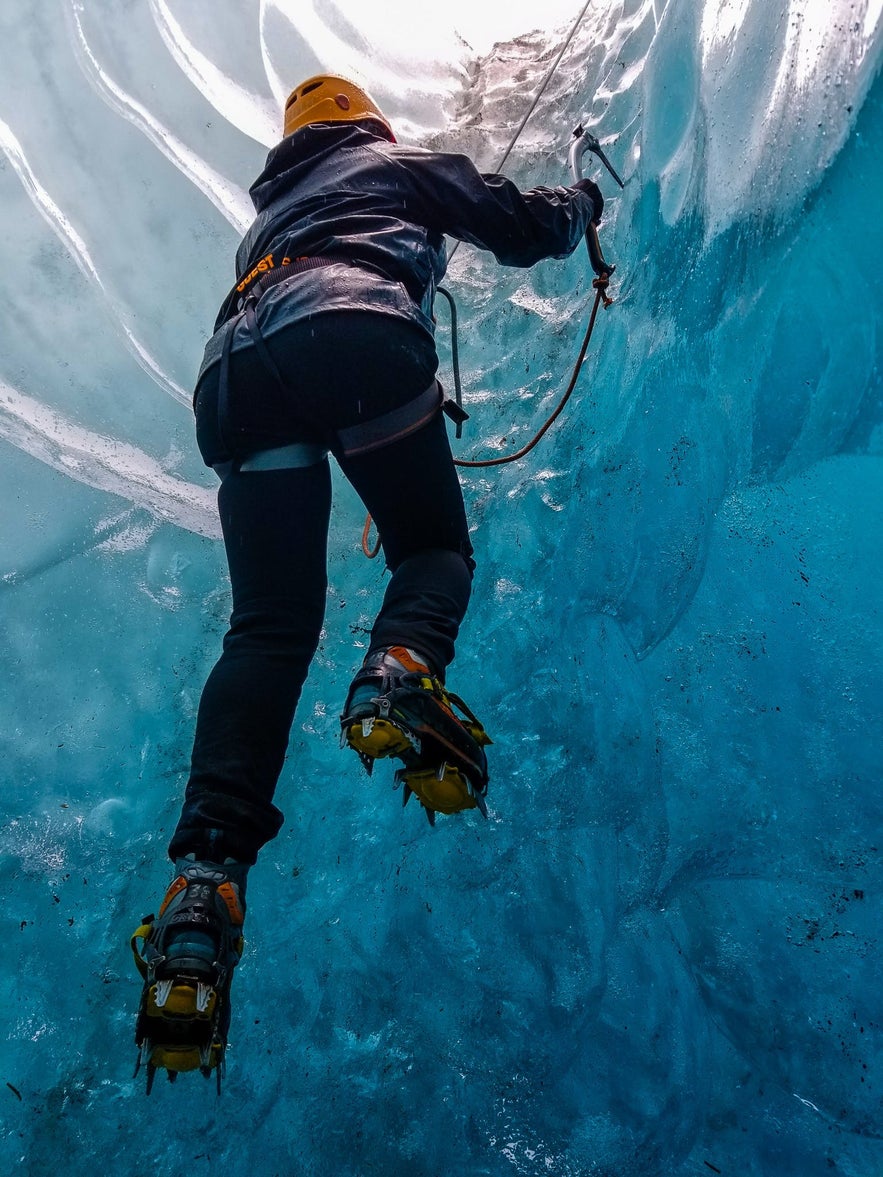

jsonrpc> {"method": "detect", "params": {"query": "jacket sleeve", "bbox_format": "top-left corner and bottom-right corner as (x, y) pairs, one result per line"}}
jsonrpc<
(393, 148), (595, 267)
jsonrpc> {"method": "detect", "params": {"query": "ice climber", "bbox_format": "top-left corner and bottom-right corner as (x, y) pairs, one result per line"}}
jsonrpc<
(131, 74), (604, 1088)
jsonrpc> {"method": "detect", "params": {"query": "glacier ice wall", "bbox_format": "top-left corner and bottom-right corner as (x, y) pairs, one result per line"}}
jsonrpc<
(1, 2), (881, 1174)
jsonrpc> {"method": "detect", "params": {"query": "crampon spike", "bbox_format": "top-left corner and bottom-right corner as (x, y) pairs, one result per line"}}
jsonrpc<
(136, 1038), (152, 1075)
(196, 982), (213, 1013)
(154, 978), (174, 1009)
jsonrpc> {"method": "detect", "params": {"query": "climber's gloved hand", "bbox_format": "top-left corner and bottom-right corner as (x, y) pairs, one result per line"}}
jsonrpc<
(573, 177), (604, 226)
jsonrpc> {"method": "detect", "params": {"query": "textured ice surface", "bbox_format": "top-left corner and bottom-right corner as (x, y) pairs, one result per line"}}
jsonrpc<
(1, 2), (881, 1174)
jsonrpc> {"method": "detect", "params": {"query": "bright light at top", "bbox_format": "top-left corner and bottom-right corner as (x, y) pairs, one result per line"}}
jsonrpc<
(352, 0), (586, 56)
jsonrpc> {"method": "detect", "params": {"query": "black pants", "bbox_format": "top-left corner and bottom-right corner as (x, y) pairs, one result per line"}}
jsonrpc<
(169, 314), (474, 865)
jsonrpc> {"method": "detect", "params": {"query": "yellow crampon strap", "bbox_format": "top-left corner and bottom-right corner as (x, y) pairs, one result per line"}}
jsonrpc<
(130, 922), (153, 980)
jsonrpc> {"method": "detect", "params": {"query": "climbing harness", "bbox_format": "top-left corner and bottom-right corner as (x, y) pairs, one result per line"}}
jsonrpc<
(213, 256), (462, 467)
(340, 645), (491, 824)
(337, 379), (467, 458)
(213, 255), (335, 462)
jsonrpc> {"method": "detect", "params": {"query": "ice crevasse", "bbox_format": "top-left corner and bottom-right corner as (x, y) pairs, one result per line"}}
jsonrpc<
(0, 1), (881, 1174)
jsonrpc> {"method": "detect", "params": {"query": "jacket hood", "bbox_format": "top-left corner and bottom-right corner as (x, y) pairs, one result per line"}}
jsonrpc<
(249, 123), (393, 213)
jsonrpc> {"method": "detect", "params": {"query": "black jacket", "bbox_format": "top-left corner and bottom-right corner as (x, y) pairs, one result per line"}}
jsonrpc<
(197, 123), (596, 383)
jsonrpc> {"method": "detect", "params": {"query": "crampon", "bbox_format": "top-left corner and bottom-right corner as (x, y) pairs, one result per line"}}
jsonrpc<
(131, 859), (246, 1094)
(341, 646), (491, 824)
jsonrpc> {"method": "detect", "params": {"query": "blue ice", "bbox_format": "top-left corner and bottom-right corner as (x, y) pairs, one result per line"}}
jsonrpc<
(1, 2), (881, 1174)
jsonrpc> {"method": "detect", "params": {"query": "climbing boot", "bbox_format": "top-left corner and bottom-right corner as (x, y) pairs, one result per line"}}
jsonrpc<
(131, 856), (247, 1094)
(341, 645), (491, 823)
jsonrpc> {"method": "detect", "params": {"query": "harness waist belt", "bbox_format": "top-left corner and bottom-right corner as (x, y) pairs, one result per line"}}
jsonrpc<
(213, 258), (448, 463)
(337, 382), (444, 457)
(242, 255), (340, 309)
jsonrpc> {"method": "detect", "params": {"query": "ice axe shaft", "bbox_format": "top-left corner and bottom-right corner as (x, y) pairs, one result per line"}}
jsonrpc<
(569, 125), (623, 282)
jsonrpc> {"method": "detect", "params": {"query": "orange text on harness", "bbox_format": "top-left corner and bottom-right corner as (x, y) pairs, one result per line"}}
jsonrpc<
(236, 254), (275, 294)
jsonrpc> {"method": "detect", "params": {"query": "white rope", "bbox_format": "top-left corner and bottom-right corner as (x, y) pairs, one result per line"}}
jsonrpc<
(494, 0), (594, 174)
(448, 0), (593, 264)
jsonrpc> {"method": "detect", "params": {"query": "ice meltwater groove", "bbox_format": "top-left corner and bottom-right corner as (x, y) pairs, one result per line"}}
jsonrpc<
(0, 1), (880, 1174)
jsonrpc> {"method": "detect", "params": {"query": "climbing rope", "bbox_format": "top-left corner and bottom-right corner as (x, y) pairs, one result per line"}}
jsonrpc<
(497, 0), (595, 174)
(453, 274), (609, 469)
(362, 0), (602, 559)
(361, 274), (609, 557)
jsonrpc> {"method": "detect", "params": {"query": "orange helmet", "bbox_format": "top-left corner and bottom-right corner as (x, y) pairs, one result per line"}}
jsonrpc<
(283, 75), (395, 141)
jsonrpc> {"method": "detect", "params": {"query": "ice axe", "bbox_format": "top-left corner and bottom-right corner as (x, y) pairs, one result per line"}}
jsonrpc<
(569, 124), (624, 285)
